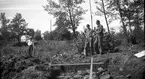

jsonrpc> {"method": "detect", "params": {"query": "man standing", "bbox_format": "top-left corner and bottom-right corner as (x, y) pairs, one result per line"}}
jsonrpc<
(83, 24), (93, 56)
(94, 20), (104, 54)
(27, 36), (34, 57)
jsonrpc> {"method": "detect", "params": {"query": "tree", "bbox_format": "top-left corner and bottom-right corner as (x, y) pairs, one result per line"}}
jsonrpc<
(43, 0), (86, 37)
(105, 0), (131, 43)
(106, 0), (144, 44)
(129, 0), (144, 43)
(95, 0), (110, 34)
(117, 0), (144, 43)
(34, 30), (42, 41)
(43, 31), (52, 40)
(0, 13), (11, 40)
(26, 28), (35, 38)
(43, 26), (72, 41)
(53, 25), (72, 40)
(0, 13), (9, 30)
(9, 13), (28, 42)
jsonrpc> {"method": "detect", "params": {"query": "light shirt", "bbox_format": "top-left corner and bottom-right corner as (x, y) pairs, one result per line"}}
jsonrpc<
(27, 40), (33, 46)
(85, 28), (92, 38)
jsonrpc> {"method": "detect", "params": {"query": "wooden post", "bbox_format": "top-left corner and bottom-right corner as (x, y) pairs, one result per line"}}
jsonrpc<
(89, 57), (93, 79)
(50, 19), (52, 32)
(89, 0), (93, 29)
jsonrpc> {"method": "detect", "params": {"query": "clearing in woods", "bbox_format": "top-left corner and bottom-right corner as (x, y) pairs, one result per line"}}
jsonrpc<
(1, 40), (145, 79)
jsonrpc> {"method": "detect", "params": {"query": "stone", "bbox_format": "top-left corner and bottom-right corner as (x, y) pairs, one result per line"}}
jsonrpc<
(86, 69), (90, 73)
(119, 67), (124, 71)
(126, 74), (131, 79)
(77, 70), (83, 75)
(100, 74), (111, 79)
(58, 75), (65, 79)
(98, 67), (104, 72)
(83, 75), (89, 79)
(73, 74), (82, 79)
(64, 75), (71, 79)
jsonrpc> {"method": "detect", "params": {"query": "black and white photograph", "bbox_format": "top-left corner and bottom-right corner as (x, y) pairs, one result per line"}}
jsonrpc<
(0, 0), (144, 79)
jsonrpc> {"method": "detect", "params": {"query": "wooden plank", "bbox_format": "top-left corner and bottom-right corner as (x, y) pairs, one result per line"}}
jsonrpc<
(50, 62), (104, 66)
(134, 50), (145, 58)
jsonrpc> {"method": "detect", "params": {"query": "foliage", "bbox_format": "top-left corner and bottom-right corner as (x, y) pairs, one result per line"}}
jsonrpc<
(103, 32), (122, 52)
(132, 26), (144, 43)
(26, 28), (35, 38)
(0, 46), (63, 79)
(95, 0), (113, 34)
(0, 13), (35, 42)
(72, 32), (85, 53)
(43, 31), (52, 40)
(43, 0), (86, 36)
(43, 27), (72, 41)
(123, 56), (145, 79)
(105, 0), (144, 44)
(34, 30), (42, 41)
(0, 30), (11, 40)
(0, 13), (10, 29)
(0, 13), (11, 40)
(0, 34), (5, 40)
(1, 37), (144, 79)
(9, 13), (28, 37)
(95, 0), (120, 24)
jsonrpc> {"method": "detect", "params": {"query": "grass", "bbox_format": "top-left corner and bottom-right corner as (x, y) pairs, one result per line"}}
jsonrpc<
(0, 40), (145, 79)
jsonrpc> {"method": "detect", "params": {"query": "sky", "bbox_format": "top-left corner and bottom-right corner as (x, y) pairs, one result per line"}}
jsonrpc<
(0, 0), (121, 33)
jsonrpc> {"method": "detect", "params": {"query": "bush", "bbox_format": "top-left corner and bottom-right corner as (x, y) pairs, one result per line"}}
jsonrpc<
(0, 35), (5, 40)
(133, 27), (144, 43)
(103, 32), (122, 52)
(0, 30), (11, 40)
(123, 56), (145, 79)
(34, 35), (42, 41)
(43, 27), (72, 41)
(13, 64), (62, 79)
(0, 47), (62, 79)
(72, 32), (85, 53)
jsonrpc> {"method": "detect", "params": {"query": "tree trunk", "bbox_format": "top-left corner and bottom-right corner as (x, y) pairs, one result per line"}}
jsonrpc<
(117, 1), (128, 43)
(127, 9), (133, 35)
(101, 0), (110, 35)
(128, 12), (137, 44)
(68, 8), (76, 37)
(128, 11), (132, 43)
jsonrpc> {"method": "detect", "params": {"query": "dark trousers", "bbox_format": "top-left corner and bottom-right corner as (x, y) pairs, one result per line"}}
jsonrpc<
(28, 45), (33, 57)
(94, 36), (103, 54)
(94, 37), (99, 54)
